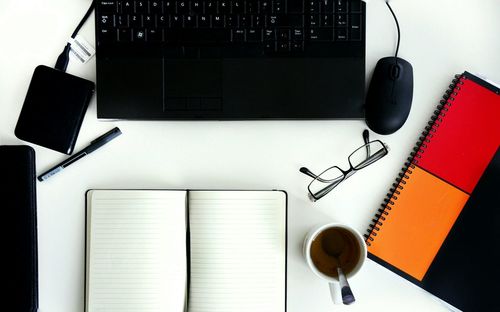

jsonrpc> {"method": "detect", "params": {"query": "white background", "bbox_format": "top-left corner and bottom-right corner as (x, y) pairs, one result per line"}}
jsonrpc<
(1, 0), (499, 311)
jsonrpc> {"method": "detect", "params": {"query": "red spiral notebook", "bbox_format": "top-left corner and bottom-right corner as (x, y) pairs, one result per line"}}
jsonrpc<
(365, 72), (500, 311)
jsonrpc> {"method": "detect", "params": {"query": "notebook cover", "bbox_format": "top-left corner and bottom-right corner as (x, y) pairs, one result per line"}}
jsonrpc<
(421, 148), (499, 311)
(366, 72), (500, 309)
(367, 166), (469, 281)
(0, 145), (38, 312)
(415, 72), (500, 193)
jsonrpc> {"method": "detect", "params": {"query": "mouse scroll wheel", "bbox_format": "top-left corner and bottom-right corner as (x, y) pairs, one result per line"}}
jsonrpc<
(391, 65), (400, 80)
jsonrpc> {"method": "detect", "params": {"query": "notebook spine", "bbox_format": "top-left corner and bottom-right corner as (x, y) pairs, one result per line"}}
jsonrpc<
(364, 74), (465, 246)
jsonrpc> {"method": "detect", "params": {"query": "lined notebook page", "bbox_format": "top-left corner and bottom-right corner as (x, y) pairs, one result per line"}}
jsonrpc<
(188, 191), (286, 312)
(86, 190), (187, 312)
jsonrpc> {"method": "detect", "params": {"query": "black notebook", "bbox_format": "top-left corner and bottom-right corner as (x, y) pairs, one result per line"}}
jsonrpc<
(420, 148), (499, 311)
(85, 190), (287, 312)
(0, 146), (38, 312)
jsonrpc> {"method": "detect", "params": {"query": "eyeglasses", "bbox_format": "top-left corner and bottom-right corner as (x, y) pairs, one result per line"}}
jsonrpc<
(300, 130), (389, 202)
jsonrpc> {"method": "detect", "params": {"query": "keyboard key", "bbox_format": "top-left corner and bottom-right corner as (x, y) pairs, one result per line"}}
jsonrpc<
(199, 15), (211, 27)
(232, 29), (245, 42)
(99, 1), (117, 13)
(130, 14), (142, 27)
(120, 1), (134, 13)
(226, 15), (238, 27)
(150, 1), (162, 14)
(134, 28), (146, 41)
(185, 15), (197, 28)
(147, 29), (163, 41)
(307, 14), (319, 27)
(206, 1), (217, 14)
(158, 15), (168, 27)
(252, 15), (263, 27)
(350, 14), (361, 28)
(219, 1), (230, 13)
(278, 41), (290, 52)
(321, 14), (333, 27)
(191, 1), (203, 13)
(182, 29), (231, 42)
(264, 29), (275, 40)
(350, 0), (362, 13)
(232, 0), (244, 14)
(335, 13), (347, 27)
(246, 1), (257, 14)
(240, 15), (250, 27)
(118, 28), (132, 41)
(291, 41), (304, 52)
(143, 14), (155, 28)
(246, 28), (262, 42)
(213, 15), (225, 27)
(349, 25), (361, 40)
(115, 14), (129, 28)
(308, 28), (333, 41)
(164, 1), (174, 13)
(264, 41), (276, 53)
(259, 0), (273, 14)
(134, 1), (147, 13)
(274, 0), (284, 13)
(335, 0), (347, 13)
(260, 1), (271, 13)
(177, 1), (188, 13)
(335, 28), (347, 40)
(268, 14), (300, 27)
(292, 28), (304, 40)
(99, 28), (117, 43)
(278, 28), (290, 41)
(306, 0), (320, 13)
(267, 15), (279, 27)
(171, 15), (184, 28)
(321, 0), (334, 13)
(99, 14), (113, 27)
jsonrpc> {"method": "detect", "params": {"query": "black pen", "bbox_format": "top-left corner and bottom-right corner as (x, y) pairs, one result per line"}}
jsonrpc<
(38, 127), (122, 182)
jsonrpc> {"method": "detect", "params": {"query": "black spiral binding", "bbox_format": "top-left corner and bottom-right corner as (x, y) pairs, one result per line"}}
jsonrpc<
(364, 74), (466, 246)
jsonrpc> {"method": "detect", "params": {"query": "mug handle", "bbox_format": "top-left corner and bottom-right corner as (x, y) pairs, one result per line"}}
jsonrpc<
(328, 282), (342, 305)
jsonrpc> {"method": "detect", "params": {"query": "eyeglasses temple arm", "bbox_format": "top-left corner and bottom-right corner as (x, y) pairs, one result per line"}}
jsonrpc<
(356, 147), (387, 168)
(314, 178), (344, 199)
(300, 167), (318, 179)
(363, 129), (371, 157)
(300, 167), (338, 183)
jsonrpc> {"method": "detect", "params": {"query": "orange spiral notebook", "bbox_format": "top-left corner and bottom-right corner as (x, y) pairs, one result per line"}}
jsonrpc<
(365, 72), (500, 310)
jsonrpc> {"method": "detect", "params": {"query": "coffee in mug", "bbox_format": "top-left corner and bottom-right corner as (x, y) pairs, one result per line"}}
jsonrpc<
(310, 227), (362, 278)
(303, 223), (367, 304)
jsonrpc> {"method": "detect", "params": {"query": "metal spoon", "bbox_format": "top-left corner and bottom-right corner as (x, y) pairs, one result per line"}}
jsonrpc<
(322, 232), (356, 305)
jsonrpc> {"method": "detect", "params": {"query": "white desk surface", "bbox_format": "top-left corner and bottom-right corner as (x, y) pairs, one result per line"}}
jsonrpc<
(1, 0), (499, 311)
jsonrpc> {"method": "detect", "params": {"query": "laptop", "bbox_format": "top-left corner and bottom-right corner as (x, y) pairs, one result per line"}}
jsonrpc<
(95, 0), (365, 120)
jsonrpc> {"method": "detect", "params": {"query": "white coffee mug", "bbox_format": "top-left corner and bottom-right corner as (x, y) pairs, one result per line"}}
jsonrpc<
(303, 223), (367, 304)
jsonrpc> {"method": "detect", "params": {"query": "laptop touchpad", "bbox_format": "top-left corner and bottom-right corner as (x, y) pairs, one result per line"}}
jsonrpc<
(164, 60), (222, 98)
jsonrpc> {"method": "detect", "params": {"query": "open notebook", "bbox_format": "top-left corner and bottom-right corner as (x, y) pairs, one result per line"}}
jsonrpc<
(85, 190), (287, 312)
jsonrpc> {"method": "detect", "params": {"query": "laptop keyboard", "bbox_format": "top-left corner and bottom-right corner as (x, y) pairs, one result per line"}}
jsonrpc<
(96, 0), (364, 56)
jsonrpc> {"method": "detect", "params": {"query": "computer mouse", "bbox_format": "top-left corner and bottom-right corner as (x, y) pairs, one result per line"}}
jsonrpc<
(365, 57), (413, 135)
